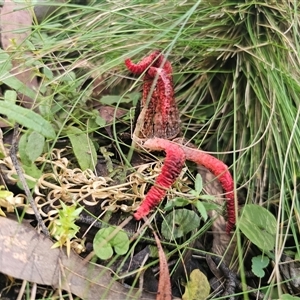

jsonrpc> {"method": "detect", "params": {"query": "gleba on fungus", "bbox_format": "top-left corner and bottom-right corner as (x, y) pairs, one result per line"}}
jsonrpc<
(125, 50), (180, 140)
(125, 51), (236, 234)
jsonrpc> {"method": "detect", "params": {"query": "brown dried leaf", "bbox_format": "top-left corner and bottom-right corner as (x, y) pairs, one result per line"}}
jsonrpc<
(153, 231), (172, 300)
(98, 105), (127, 125)
(0, 217), (155, 300)
(0, 0), (39, 109)
(0, 0), (31, 50)
(97, 105), (127, 138)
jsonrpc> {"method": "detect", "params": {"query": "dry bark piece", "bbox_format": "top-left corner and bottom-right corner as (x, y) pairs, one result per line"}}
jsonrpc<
(0, 216), (156, 300)
(198, 165), (236, 267)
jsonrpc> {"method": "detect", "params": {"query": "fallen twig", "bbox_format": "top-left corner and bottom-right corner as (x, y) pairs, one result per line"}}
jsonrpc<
(10, 124), (49, 236)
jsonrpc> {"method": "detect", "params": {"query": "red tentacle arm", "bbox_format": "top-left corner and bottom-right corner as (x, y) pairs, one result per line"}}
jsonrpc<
(125, 50), (165, 74)
(142, 138), (236, 234)
(181, 145), (235, 234)
(133, 139), (186, 220)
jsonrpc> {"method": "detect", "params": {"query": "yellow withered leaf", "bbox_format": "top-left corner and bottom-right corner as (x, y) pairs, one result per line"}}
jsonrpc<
(182, 269), (210, 300)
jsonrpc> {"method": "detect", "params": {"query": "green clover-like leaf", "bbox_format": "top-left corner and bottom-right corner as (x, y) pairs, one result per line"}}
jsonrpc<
(251, 255), (269, 278)
(161, 208), (200, 240)
(93, 226), (129, 260)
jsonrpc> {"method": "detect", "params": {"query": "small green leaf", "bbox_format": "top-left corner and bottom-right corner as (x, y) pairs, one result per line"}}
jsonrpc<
(93, 226), (130, 260)
(61, 71), (76, 82)
(0, 50), (36, 101)
(50, 202), (83, 256)
(100, 95), (121, 105)
(17, 164), (42, 189)
(19, 131), (45, 166)
(0, 101), (56, 139)
(25, 40), (36, 51)
(19, 133), (32, 166)
(113, 230), (130, 255)
(200, 195), (216, 201)
(66, 126), (97, 171)
(238, 204), (277, 251)
(251, 255), (269, 278)
(95, 116), (106, 127)
(240, 217), (275, 251)
(148, 245), (159, 258)
(127, 92), (140, 106)
(164, 197), (190, 211)
(26, 131), (45, 163)
(195, 200), (208, 221)
(0, 186), (13, 199)
(164, 200), (176, 211)
(42, 66), (54, 80)
(0, 151), (5, 160)
(161, 209), (200, 240)
(100, 92), (140, 105)
(96, 243), (114, 261)
(201, 201), (219, 211)
(0, 186), (14, 216)
(100, 147), (114, 173)
(1, 75), (37, 100)
(194, 173), (202, 195)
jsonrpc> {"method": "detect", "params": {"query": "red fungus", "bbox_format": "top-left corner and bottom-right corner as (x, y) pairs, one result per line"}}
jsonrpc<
(181, 145), (236, 234)
(144, 138), (236, 234)
(134, 139), (185, 220)
(126, 52), (236, 234)
(125, 50), (164, 74)
(125, 51), (180, 140)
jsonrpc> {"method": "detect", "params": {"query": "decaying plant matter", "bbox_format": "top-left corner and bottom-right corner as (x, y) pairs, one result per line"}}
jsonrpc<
(0, 145), (189, 229)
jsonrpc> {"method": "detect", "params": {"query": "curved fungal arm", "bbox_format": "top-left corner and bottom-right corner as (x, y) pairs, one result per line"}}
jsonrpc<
(140, 138), (236, 234)
(133, 138), (185, 220)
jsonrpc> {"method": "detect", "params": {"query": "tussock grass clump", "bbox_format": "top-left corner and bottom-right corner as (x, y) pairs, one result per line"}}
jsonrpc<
(1, 0), (299, 298)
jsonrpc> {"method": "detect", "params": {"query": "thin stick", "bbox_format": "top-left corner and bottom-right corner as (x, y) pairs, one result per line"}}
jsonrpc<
(10, 124), (50, 236)
(16, 280), (26, 300)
